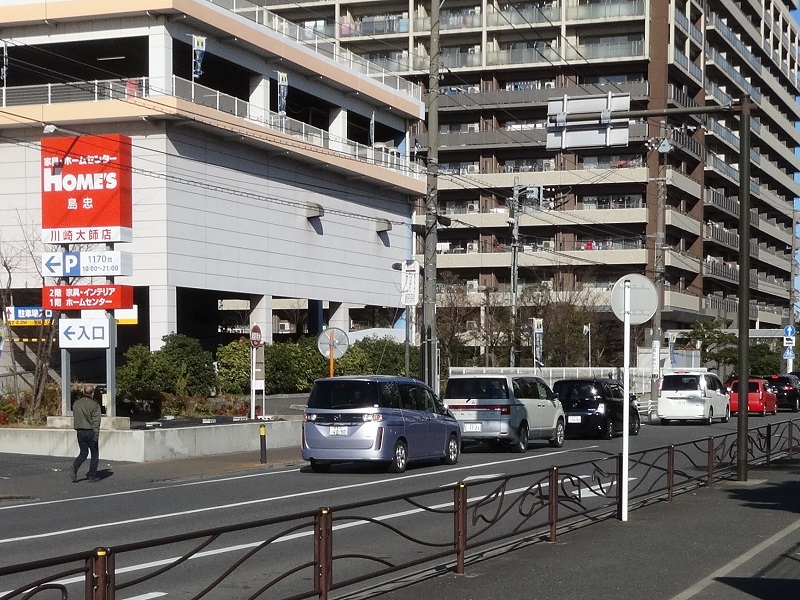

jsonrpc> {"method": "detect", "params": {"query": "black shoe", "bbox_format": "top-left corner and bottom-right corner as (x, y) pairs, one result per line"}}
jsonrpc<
(70, 466), (78, 483)
(87, 475), (100, 482)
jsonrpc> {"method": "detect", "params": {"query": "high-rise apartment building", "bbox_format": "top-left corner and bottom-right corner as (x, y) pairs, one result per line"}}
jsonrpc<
(265, 0), (800, 340)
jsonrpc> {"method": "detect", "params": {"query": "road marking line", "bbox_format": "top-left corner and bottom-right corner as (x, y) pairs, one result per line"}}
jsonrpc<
(123, 593), (167, 600)
(668, 515), (800, 600)
(0, 446), (596, 545)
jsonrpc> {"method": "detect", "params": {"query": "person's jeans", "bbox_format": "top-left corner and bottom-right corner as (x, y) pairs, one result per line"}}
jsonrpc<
(73, 429), (99, 477)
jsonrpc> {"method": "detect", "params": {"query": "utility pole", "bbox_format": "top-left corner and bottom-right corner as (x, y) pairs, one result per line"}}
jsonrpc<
(550, 99), (755, 481)
(421, 0), (440, 391)
(510, 178), (520, 367)
(649, 125), (670, 419)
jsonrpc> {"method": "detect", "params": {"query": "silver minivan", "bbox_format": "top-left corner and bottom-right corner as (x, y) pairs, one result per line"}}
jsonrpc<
(302, 376), (461, 473)
(442, 373), (565, 452)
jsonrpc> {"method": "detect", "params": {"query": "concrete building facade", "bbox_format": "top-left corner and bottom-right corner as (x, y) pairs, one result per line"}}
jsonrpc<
(263, 0), (800, 344)
(0, 0), (425, 383)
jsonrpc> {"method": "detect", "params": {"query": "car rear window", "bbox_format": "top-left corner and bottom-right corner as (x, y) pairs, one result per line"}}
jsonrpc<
(730, 381), (764, 393)
(553, 381), (599, 401)
(307, 380), (380, 409)
(444, 377), (509, 400)
(661, 375), (701, 391)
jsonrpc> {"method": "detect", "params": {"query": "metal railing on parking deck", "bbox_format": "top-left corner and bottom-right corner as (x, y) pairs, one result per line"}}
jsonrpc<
(1, 419), (798, 600)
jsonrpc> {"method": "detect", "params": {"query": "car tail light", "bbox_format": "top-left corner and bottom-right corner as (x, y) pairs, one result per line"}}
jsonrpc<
(482, 405), (511, 415)
(362, 413), (385, 422)
(304, 413), (317, 422)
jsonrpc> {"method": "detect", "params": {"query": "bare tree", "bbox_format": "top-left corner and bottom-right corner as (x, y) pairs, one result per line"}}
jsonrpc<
(0, 232), (23, 401)
(435, 272), (474, 375)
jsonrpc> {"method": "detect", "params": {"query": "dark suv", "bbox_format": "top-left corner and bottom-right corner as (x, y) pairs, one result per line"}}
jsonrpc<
(764, 374), (800, 412)
(552, 378), (641, 439)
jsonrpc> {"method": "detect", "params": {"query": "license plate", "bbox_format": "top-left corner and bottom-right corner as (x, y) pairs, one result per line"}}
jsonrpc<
(330, 426), (348, 436)
(567, 415), (582, 424)
(464, 423), (481, 432)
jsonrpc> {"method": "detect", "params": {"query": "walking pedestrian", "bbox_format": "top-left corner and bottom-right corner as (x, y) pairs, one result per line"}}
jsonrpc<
(71, 384), (101, 482)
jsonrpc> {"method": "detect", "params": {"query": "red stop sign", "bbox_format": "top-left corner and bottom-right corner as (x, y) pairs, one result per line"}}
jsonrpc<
(250, 325), (262, 348)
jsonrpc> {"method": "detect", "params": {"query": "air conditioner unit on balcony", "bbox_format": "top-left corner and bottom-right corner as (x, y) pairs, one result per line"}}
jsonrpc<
(467, 242), (479, 253)
(542, 159), (555, 171)
(278, 321), (291, 333)
(467, 203), (478, 213)
(467, 85), (480, 93)
(467, 279), (479, 292)
(466, 164), (480, 173)
(467, 123), (479, 133)
(544, 81), (555, 89)
(541, 240), (555, 250)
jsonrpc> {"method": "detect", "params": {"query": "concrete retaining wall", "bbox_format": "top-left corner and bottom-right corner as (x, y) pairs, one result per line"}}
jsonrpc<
(0, 420), (302, 462)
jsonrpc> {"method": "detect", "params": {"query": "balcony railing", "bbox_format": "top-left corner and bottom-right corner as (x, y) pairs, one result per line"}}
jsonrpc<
(708, 12), (762, 73)
(566, 0), (645, 20)
(205, 0), (421, 100)
(706, 46), (762, 103)
(487, 4), (559, 26)
(488, 46), (562, 66)
(704, 188), (740, 217)
(2, 76), (423, 180)
(566, 40), (644, 60)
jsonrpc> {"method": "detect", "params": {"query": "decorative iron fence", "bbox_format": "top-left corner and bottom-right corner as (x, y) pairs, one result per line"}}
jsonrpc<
(2, 419), (798, 600)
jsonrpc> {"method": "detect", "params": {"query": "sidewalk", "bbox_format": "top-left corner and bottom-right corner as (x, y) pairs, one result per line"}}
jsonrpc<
(344, 459), (800, 600)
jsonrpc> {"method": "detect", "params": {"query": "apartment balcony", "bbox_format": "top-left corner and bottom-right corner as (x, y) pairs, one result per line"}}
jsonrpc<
(705, 82), (733, 107)
(707, 12), (762, 73)
(706, 46), (762, 103)
(707, 154), (739, 185)
(703, 188), (740, 219)
(668, 84), (699, 108)
(565, 40), (645, 61)
(340, 15), (410, 37)
(487, 4), (559, 27)
(565, 0), (645, 20)
(704, 223), (739, 251)
(440, 9), (482, 30)
(487, 46), (562, 67)
(673, 49), (703, 84)
(441, 51), (484, 69)
(209, 0), (421, 101)
(665, 208), (702, 236)
(670, 130), (704, 161)
(704, 260), (738, 283)
(665, 249), (702, 273)
(435, 128), (548, 149)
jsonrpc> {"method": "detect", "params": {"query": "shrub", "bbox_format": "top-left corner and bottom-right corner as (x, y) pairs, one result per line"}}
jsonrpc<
(216, 338), (250, 394)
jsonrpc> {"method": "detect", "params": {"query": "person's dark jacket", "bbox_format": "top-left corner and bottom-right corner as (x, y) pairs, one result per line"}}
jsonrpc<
(73, 396), (101, 441)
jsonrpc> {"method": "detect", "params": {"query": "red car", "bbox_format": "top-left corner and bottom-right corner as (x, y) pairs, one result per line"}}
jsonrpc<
(729, 379), (778, 415)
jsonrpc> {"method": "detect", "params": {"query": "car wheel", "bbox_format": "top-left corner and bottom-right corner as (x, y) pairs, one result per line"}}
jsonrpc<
(443, 434), (459, 465)
(512, 423), (529, 453)
(310, 460), (330, 473)
(630, 412), (641, 436)
(602, 419), (614, 440)
(660, 418), (670, 426)
(722, 405), (730, 423)
(704, 407), (713, 426)
(387, 440), (408, 473)
(549, 419), (565, 448)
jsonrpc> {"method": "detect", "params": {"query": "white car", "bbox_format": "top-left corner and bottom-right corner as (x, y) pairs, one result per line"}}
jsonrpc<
(657, 371), (730, 425)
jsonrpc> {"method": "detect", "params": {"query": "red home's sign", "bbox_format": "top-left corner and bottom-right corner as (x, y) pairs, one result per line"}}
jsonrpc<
(42, 285), (134, 311)
(41, 134), (132, 243)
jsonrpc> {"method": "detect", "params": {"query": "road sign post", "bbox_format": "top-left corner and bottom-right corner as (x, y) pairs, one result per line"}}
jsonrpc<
(250, 325), (262, 420)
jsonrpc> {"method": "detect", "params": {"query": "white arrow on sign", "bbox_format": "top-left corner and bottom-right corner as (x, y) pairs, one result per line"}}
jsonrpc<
(42, 251), (133, 278)
(59, 318), (112, 349)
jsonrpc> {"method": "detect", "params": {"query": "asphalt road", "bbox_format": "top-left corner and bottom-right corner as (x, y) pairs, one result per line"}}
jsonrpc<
(1, 411), (796, 599)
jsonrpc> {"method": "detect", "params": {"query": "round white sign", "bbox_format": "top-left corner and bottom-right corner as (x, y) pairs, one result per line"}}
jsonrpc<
(610, 274), (659, 325)
(317, 327), (350, 359)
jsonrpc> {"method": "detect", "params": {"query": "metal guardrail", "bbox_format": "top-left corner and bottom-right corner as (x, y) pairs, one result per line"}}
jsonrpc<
(1, 419), (798, 600)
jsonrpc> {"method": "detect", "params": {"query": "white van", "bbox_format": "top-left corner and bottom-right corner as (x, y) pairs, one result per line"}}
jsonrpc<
(442, 373), (565, 452)
(657, 371), (730, 425)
